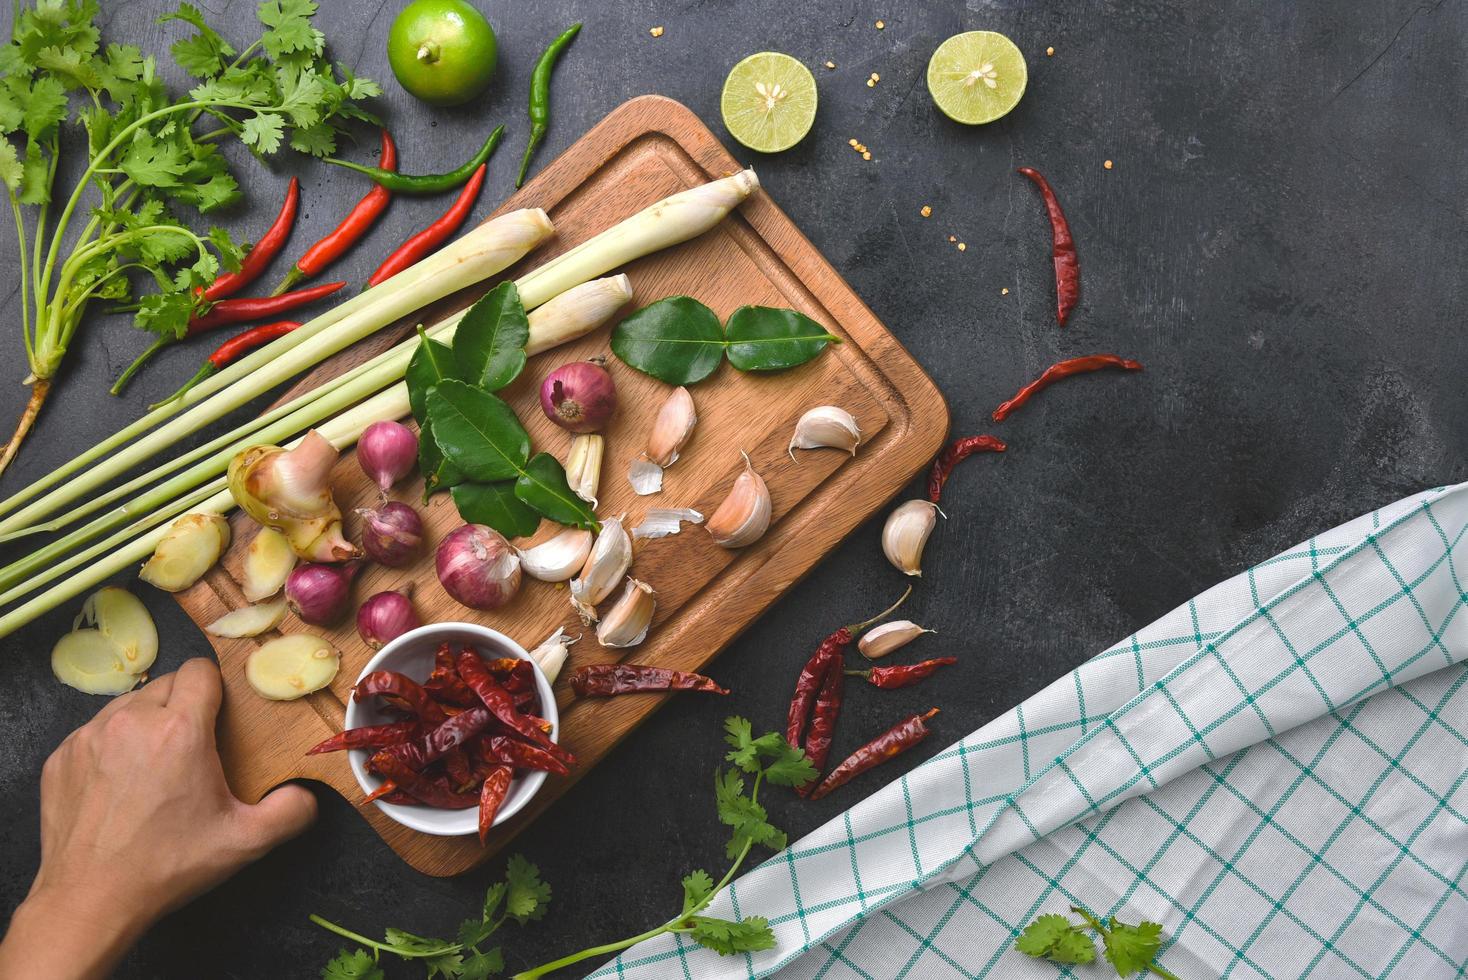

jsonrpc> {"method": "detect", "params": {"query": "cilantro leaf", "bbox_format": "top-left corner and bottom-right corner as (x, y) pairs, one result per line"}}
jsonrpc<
(423, 951), (464, 979)
(505, 854), (551, 923)
(688, 915), (777, 956)
(1102, 917), (1164, 976)
(134, 289), (194, 340)
(321, 948), (384, 980)
(481, 881), (507, 923)
(714, 769), (786, 859)
(120, 131), (190, 187)
(457, 947), (505, 980)
(1015, 914), (1095, 965)
(160, 3), (236, 78)
(22, 76), (69, 141)
(382, 927), (457, 956)
(0, 140), (22, 193)
(456, 914), (495, 951)
(258, 0), (325, 59)
(681, 870), (714, 915)
(240, 111), (284, 153)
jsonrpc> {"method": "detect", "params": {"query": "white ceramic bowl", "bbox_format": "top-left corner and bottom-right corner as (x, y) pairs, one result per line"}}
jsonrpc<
(344, 622), (557, 837)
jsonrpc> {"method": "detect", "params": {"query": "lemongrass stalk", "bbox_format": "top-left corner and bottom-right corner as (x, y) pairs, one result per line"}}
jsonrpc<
(0, 209), (554, 531)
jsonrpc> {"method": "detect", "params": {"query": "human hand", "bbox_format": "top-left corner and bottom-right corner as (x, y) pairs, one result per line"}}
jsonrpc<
(0, 658), (317, 980)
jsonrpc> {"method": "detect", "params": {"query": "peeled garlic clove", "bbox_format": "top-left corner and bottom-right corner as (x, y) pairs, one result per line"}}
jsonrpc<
(859, 620), (935, 659)
(788, 406), (862, 460)
(882, 500), (940, 576)
(565, 434), (604, 508)
(705, 454), (772, 549)
(627, 456), (664, 496)
(517, 528), (594, 583)
(206, 598), (289, 638)
(529, 626), (579, 684)
(139, 512), (231, 592)
(245, 633), (340, 701)
(632, 508), (704, 540)
(76, 587), (158, 674)
(570, 516), (632, 618)
(596, 578), (657, 648)
(242, 527), (296, 602)
(647, 386), (696, 467)
(52, 630), (139, 696)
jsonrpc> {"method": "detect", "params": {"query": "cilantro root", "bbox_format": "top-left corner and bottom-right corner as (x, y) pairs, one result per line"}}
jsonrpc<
(0, 0), (379, 473)
(1016, 907), (1180, 979)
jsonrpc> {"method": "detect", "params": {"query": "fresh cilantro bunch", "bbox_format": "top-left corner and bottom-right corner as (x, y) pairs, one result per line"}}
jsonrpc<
(1016, 907), (1180, 979)
(314, 854), (550, 980)
(508, 718), (816, 979)
(0, 0), (378, 471)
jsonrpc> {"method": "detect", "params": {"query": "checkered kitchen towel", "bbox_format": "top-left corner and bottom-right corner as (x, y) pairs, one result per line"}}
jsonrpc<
(594, 483), (1467, 979)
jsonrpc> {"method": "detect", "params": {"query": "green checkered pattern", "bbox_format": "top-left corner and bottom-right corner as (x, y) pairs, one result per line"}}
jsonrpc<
(591, 483), (1468, 979)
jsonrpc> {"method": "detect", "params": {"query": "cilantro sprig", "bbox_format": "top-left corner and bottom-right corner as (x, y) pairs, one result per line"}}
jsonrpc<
(509, 718), (814, 979)
(313, 854), (549, 980)
(0, 0), (378, 467)
(1016, 907), (1180, 979)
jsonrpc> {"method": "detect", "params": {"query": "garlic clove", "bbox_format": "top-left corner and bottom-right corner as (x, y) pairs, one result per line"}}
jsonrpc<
(595, 578), (657, 648)
(647, 386), (696, 467)
(858, 620), (935, 659)
(705, 453), (772, 549)
(517, 528), (594, 583)
(628, 456), (664, 496)
(569, 516), (633, 618)
(882, 500), (940, 576)
(632, 508), (704, 540)
(565, 434), (604, 508)
(528, 626), (579, 684)
(788, 405), (862, 460)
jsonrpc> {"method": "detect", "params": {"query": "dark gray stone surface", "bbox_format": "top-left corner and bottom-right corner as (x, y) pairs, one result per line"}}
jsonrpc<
(1, 0), (1464, 976)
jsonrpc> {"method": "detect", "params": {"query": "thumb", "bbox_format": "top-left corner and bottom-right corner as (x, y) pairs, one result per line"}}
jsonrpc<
(236, 783), (318, 856)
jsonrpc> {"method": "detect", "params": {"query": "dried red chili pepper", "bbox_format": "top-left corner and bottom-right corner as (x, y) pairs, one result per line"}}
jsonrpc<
(478, 766), (514, 843)
(479, 734), (571, 777)
(305, 719), (418, 755)
(928, 435), (1006, 504)
(185, 279), (345, 335)
(456, 648), (574, 765)
(444, 747), (474, 791)
(569, 664), (730, 697)
(371, 706), (493, 771)
(353, 670), (447, 724)
(150, 320), (303, 410)
(273, 129), (397, 295)
(367, 753), (478, 809)
(809, 708), (940, 801)
(203, 177), (299, 302)
(1016, 167), (1080, 326)
(846, 657), (958, 689)
(992, 354), (1143, 422)
(422, 643), (477, 706)
(798, 659), (844, 797)
(366, 162), (487, 287)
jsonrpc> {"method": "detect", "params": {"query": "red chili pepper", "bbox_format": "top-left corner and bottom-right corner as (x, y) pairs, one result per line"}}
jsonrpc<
(367, 753), (478, 809)
(569, 664), (730, 697)
(456, 648), (574, 766)
(479, 734), (571, 777)
(444, 747), (475, 791)
(992, 354), (1143, 422)
(1016, 167), (1080, 326)
(366, 162), (487, 288)
(928, 435), (1006, 504)
(202, 177), (299, 302)
(799, 658), (845, 796)
(809, 709), (940, 801)
(478, 766), (514, 843)
(847, 658), (958, 690)
(370, 706), (494, 772)
(150, 320), (302, 410)
(272, 129), (397, 295)
(185, 279), (344, 336)
(305, 719), (418, 755)
(353, 670), (448, 724)
(422, 643), (478, 707)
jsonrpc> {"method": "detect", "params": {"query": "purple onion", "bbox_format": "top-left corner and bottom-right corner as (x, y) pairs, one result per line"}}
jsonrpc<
(436, 524), (521, 610)
(539, 359), (617, 433)
(357, 420), (418, 493)
(285, 561), (361, 626)
(356, 501), (424, 567)
(356, 588), (420, 650)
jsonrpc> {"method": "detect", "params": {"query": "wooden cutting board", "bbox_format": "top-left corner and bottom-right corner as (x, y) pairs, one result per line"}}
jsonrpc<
(175, 95), (948, 877)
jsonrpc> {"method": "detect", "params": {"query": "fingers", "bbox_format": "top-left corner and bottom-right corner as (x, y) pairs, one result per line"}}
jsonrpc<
(135, 672), (176, 705)
(166, 658), (223, 727)
(237, 783), (317, 856)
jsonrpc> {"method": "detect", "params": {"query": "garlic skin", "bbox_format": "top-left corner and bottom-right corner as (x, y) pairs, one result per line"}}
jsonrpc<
(528, 626), (578, 684)
(858, 620), (934, 659)
(882, 500), (940, 576)
(517, 528), (594, 582)
(565, 434), (604, 508)
(569, 516), (632, 620)
(596, 578), (656, 648)
(627, 456), (664, 496)
(705, 454), (772, 549)
(789, 406), (862, 459)
(228, 430), (359, 562)
(647, 386), (696, 467)
(632, 508), (703, 540)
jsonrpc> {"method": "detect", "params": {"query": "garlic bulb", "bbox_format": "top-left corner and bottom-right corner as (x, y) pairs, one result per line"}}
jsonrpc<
(858, 620), (934, 659)
(882, 500), (940, 576)
(569, 516), (632, 620)
(517, 528), (594, 582)
(705, 454), (772, 549)
(648, 386), (696, 466)
(596, 578), (656, 648)
(528, 626), (578, 684)
(565, 434), (604, 507)
(788, 406), (861, 459)
(227, 430), (358, 562)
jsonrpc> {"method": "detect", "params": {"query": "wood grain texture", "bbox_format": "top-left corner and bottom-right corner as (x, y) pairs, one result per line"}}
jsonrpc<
(173, 95), (948, 877)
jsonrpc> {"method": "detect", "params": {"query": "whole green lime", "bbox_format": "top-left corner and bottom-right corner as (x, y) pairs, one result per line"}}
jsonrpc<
(387, 0), (498, 107)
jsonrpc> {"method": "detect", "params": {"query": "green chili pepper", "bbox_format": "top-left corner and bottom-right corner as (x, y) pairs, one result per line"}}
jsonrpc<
(515, 22), (582, 188)
(325, 124), (504, 194)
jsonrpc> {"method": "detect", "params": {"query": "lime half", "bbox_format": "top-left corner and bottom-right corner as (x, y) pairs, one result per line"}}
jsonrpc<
(927, 31), (1027, 125)
(721, 52), (818, 153)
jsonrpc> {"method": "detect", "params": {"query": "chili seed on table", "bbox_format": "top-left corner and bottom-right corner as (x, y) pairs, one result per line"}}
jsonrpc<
(1105, 159), (1114, 169)
(875, 19), (885, 29)
(920, 205), (932, 217)
(649, 25), (664, 37)
(1047, 46), (1055, 56)
(957, 242), (967, 251)
(825, 60), (836, 69)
